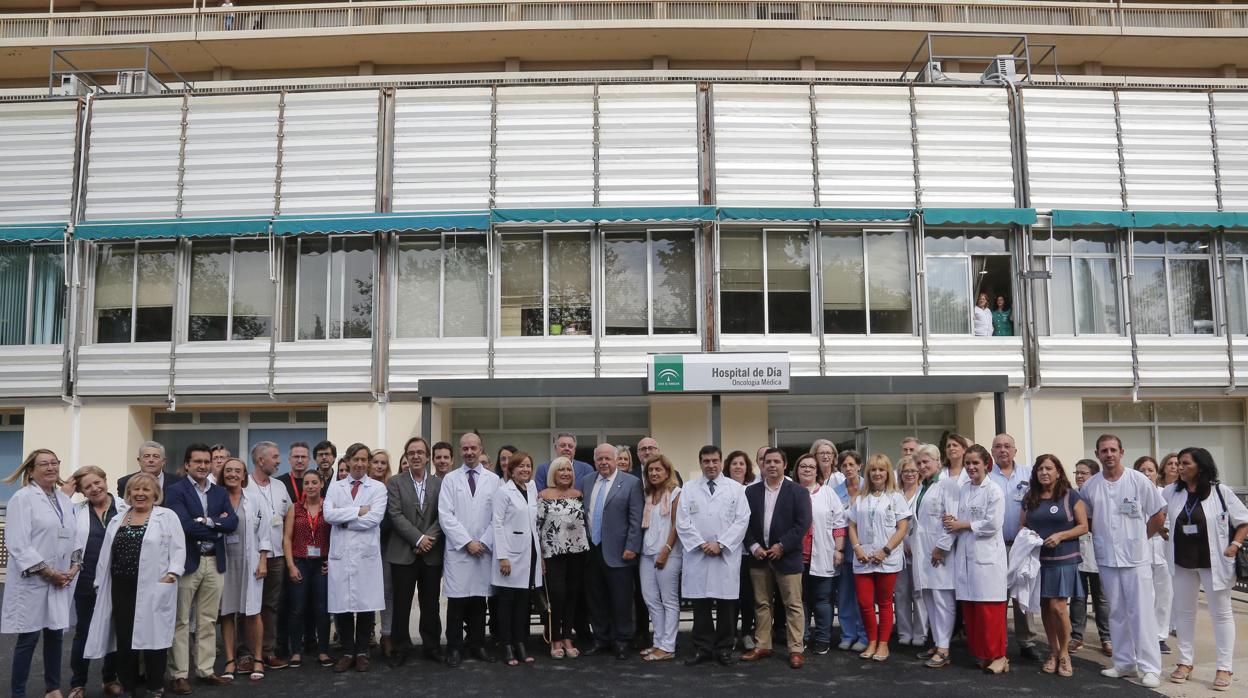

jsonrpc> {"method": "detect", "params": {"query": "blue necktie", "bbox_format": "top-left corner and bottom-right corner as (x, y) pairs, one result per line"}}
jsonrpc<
(468, 468), (477, 496)
(591, 477), (609, 545)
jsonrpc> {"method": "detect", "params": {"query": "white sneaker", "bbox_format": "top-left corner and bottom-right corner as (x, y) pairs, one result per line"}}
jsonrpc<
(1101, 667), (1138, 679)
(1141, 673), (1161, 688)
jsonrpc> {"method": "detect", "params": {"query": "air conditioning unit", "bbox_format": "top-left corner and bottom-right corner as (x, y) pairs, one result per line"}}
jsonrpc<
(59, 74), (89, 97)
(981, 55), (1018, 84)
(116, 70), (161, 95)
(922, 61), (944, 82)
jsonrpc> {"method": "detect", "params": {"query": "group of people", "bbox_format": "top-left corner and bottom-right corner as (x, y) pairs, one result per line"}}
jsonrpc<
(3, 429), (1246, 697)
(973, 293), (1014, 336)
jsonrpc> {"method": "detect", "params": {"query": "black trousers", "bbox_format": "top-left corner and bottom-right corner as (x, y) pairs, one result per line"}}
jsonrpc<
(692, 598), (738, 655)
(545, 552), (586, 641)
(632, 565), (649, 640)
(390, 556), (444, 650)
(334, 612), (375, 656)
(111, 575), (166, 693)
(495, 587), (532, 647)
(446, 597), (487, 651)
(586, 544), (636, 646)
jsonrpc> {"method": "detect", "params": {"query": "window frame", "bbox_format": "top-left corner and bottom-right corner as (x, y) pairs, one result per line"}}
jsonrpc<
(290, 233), (376, 342)
(817, 226), (916, 336)
(1129, 229), (1216, 337)
(391, 230), (489, 340)
(601, 226), (701, 337)
(922, 227), (1012, 336)
(717, 225), (817, 337)
(90, 238), (177, 344)
(0, 242), (64, 346)
(187, 236), (275, 343)
(496, 228), (595, 339)
(1032, 227), (1123, 337)
(1219, 231), (1248, 336)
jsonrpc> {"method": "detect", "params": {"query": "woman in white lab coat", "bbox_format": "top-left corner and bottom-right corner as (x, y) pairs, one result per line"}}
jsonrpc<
(2, 449), (83, 698)
(938, 443), (1009, 675)
(846, 453), (911, 662)
(1134, 456), (1173, 656)
(492, 452), (543, 666)
(911, 444), (960, 668)
(1163, 447), (1248, 692)
(218, 458), (271, 681)
(893, 455), (928, 648)
(797, 453), (845, 655)
(66, 465), (127, 698)
(83, 472), (186, 697)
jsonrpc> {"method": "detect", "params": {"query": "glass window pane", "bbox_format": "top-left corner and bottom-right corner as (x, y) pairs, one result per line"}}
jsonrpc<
(1200, 400), (1244, 423)
(95, 244), (134, 343)
(500, 234), (544, 337)
(651, 231), (696, 335)
(720, 230), (764, 334)
(1169, 259), (1213, 335)
(297, 238), (330, 340)
(1133, 231), (1165, 255)
(443, 234), (488, 337)
(866, 230), (912, 334)
(548, 232), (591, 336)
(395, 237), (439, 338)
(1051, 230), (1072, 254)
(1227, 260), (1247, 336)
(821, 232), (865, 334)
(189, 242), (229, 341)
(1159, 426), (1244, 488)
(1071, 230), (1116, 254)
(965, 229), (1009, 254)
(604, 233), (647, 335)
(29, 246), (64, 345)
(910, 402), (955, 425)
(500, 408), (550, 429)
(924, 229), (963, 254)
(1083, 426), (1153, 463)
(1073, 257), (1120, 335)
(134, 243), (175, 343)
(1030, 230), (1051, 256)
(861, 404), (906, 426)
(1224, 232), (1248, 256)
(1167, 232), (1211, 255)
(333, 237), (373, 339)
(1082, 401), (1109, 423)
(1049, 257), (1075, 335)
(766, 229), (810, 334)
(1109, 401), (1153, 423)
(0, 246), (30, 345)
(231, 240), (273, 340)
(1155, 402), (1199, 423)
(1131, 258), (1168, 335)
(451, 407), (500, 430)
(927, 256), (970, 334)
(1032, 255), (1050, 335)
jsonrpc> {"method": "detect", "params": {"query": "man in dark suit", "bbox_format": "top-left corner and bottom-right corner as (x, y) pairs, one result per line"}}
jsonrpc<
(740, 448), (812, 669)
(164, 443), (239, 694)
(385, 436), (445, 666)
(577, 442), (644, 659)
(117, 440), (183, 500)
(535, 432), (594, 493)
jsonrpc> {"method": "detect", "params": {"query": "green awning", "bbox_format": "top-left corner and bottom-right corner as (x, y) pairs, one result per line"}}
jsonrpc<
(75, 216), (271, 240)
(490, 206), (716, 225)
(923, 208), (1038, 226)
(718, 207), (912, 223)
(0, 223), (66, 242)
(1050, 210), (1133, 228)
(272, 211), (490, 235)
(1132, 211), (1248, 229)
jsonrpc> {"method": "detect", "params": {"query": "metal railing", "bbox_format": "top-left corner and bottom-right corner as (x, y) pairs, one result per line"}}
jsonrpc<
(0, 0), (1246, 42)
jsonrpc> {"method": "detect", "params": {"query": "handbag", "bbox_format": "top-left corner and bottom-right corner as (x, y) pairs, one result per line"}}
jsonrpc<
(1212, 483), (1248, 581)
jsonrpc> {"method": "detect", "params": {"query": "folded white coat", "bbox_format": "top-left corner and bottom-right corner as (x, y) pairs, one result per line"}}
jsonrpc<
(1007, 527), (1044, 615)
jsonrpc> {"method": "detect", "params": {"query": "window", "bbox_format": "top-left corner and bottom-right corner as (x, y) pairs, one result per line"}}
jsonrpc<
(282, 236), (375, 341)
(152, 407), (327, 474)
(820, 229), (912, 334)
(720, 228), (811, 334)
(500, 231), (591, 337)
(0, 412), (24, 503)
(1130, 231), (1214, 335)
(395, 233), (487, 338)
(1221, 232), (1248, 335)
(604, 230), (697, 335)
(924, 229), (1013, 335)
(768, 398), (954, 465)
(189, 239), (274, 342)
(450, 403), (649, 465)
(1032, 229), (1121, 335)
(93, 241), (174, 343)
(0, 244), (64, 345)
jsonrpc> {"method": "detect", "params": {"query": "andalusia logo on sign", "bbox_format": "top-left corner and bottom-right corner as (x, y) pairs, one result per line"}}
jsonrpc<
(653, 355), (684, 392)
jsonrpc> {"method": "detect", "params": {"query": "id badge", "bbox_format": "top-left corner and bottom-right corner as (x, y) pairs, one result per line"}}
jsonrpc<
(225, 534), (240, 544)
(1118, 499), (1139, 518)
(58, 528), (70, 540)
(306, 546), (321, 557)
(1181, 524), (1199, 536)
(970, 506), (985, 520)
(271, 515), (282, 527)
(689, 503), (700, 514)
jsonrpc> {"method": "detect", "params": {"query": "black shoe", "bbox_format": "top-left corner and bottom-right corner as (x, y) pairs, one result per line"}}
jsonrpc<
(386, 649), (407, 668)
(685, 652), (714, 666)
(614, 643), (629, 660)
(813, 642), (831, 655)
(1160, 641), (1172, 655)
(716, 651), (736, 666)
(445, 650), (462, 668)
(470, 647), (496, 663)
(423, 647), (446, 663)
(1019, 645), (1041, 661)
(583, 644), (610, 657)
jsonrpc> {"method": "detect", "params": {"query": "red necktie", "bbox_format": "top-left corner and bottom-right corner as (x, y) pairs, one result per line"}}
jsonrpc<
(351, 479), (361, 499)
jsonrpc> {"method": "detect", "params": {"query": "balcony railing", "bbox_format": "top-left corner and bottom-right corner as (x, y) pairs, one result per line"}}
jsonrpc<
(1, 0), (1246, 42)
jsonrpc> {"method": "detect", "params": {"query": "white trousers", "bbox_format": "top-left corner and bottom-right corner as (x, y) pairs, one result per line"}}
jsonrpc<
(1150, 561), (1172, 641)
(920, 588), (956, 649)
(1102, 565), (1161, 676)
(1172, 566), (1235, 672)
(894, 563), (928, 643)
(640, 553), (683, 653)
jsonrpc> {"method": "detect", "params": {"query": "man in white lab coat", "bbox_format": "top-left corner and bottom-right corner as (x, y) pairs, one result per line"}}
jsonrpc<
(1084, 434), (1167, 689)
(677, 445), (750, 666)
(437, 432), (500, 668)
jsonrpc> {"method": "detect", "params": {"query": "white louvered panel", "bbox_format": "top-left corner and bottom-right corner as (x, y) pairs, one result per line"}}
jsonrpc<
(713, 84), (814, 207)
(1119, 92), (1217, 211)
(494, 85), (594, 208)
(814, 86), (915, 208)
(928, 336), (1025, 387)
(492, 336), (596, 377)
(273, 341), (372, 394)
(1036, 337), (1134, 387)
(389, 338), (490, 390)
(599, 334), (702, 377)
(75, 344), (172, 396)
(85, 97), (183, 220)
(1023, 89), (1123, 211)
(280, 90), (379, 215)
(393, 88), (491, 212)
(0, 346), (64, 398)
(1213, 92), (1248, 210)
(173, 343), (269, 395)
(718, 335), (821, 377)
(914, 87), (1015, 208)
(823, 336), (924, 376)
(1137, 336), (1228, 387)
(182, 94), (279, 218)
(597, 84), (699, 207)
(0, 101), (77, 225)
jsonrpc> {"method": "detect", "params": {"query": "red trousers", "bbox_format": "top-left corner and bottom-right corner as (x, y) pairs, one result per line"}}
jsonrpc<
(963, 601), (1008, 661)
(854, 571), (898, 643)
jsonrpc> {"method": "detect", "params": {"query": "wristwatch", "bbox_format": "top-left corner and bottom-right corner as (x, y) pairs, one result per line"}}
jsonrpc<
(882, 546), (893, 555)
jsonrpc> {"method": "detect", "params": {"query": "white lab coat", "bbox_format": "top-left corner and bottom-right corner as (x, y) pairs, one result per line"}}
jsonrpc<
(1, 483), (82, 634)
(807, 485), (846, 578)
(323, 475), (387, 613)
(439, 465), (501, 598)
(1007, 528), (1044, 615)
(83, 507), (186, 656)
(1082, 469), (1166, 569)
(69, 497), (129, 601)
(846, 491), (911, 575)
(491, 480), (542, 589)
(245, 476), (291, 560)
(950, 479), (1007, 603)
(221, 489), (272, 616)
(676, 475), (750, 600)
(912, 477), (959, 591)
(1162, 482), (1248, 592)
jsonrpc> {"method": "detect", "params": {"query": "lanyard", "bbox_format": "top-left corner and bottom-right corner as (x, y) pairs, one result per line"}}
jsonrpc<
(305, 504), (322, 536)
(44, 490), (65, 528)
(1181, 493), (1200, 526)
(290, 475), (302, 503)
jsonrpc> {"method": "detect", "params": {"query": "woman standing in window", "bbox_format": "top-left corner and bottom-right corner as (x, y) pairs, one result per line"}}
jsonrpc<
(725, 451), (759, 650)
(991, 296), (1013, 336)
(846, 454), (911, 661)
(66, 466), (125, 698)
(972, 293), (993, 336)
(1134, 456), (1173, 656)
(893, 456), (927, 648)
(218, 458), (269, 681)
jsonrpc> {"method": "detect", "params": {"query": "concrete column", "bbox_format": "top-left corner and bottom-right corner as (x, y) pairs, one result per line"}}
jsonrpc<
(77, 405), (151, 483)
(720, 396), (769, 468)
(650, 397), (710, 482)
(384, 402), (423, 458)
(22, 404), (74, 472)
(327, 402), (379, 455)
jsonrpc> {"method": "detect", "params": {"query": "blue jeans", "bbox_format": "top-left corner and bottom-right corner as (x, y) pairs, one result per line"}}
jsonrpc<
(288, 557), (331, 653)
(834, 558), (866, 644)
(71, 592), (117, 688)
(802, 569), (835, 645)
(11, 628), (63, 697)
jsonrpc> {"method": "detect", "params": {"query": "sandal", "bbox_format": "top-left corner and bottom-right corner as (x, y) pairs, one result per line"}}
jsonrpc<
(222, 660), (237, 676)
(1212, 670), (1233, 692)
(1057, 655), (1073, 678)
(1042, 656), (1057, 674)
(924, 651), (950, 669)
(288, 654), (302, 668)
(1170, 664), (1193, 684)
(250, 660), (265, 681)
(550, 647), (566, 659)
(1069, 639), (1084, 653)
(916, 647), (938, 659)
(68, 689), (85, 698)
(565, 647), (580, 658)
(639, 647), (656, 657)
(317, 654), (335, 668)
(645, 649), (674, 661)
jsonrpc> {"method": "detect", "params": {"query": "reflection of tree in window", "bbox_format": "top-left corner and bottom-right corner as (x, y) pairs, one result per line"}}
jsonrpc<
(652, 232), (695, 334)
(548, 233), (590, 335)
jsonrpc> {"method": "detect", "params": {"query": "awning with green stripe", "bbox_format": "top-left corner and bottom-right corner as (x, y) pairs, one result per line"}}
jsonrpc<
(491, 206), (716, 225)
(1049, 210), (1133, 228)
(75, 217), (271, 240)
(0, 223), (66, 242)
(923, 208), (1038, 226)
(272, 211), (490, 235)
(1050, 210), (1248, 229)
(717, 207), (912, 223)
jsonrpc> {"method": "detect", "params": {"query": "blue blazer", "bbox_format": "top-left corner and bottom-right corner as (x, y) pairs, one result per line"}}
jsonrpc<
(744, 479), (813, 575)
(577, 470), (644, 568)
(164, 478), (239, 574)
(536, 459), (594, 492)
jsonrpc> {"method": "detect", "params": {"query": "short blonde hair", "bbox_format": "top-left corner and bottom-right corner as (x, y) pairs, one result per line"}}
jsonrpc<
(123, 472), (164, 506)
(71, 465), (109, 493)
(858, 453), (898, 498)
(546, 456), (574, 489)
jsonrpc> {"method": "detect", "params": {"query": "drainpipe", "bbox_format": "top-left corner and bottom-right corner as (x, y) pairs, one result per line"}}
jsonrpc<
(906, 83), (928, 375)
(64, 90), (95, 403)
(1209, 91), (1236, 394)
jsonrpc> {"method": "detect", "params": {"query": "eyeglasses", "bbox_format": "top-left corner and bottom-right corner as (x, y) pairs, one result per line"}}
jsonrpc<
(35, 459), (62, 468)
